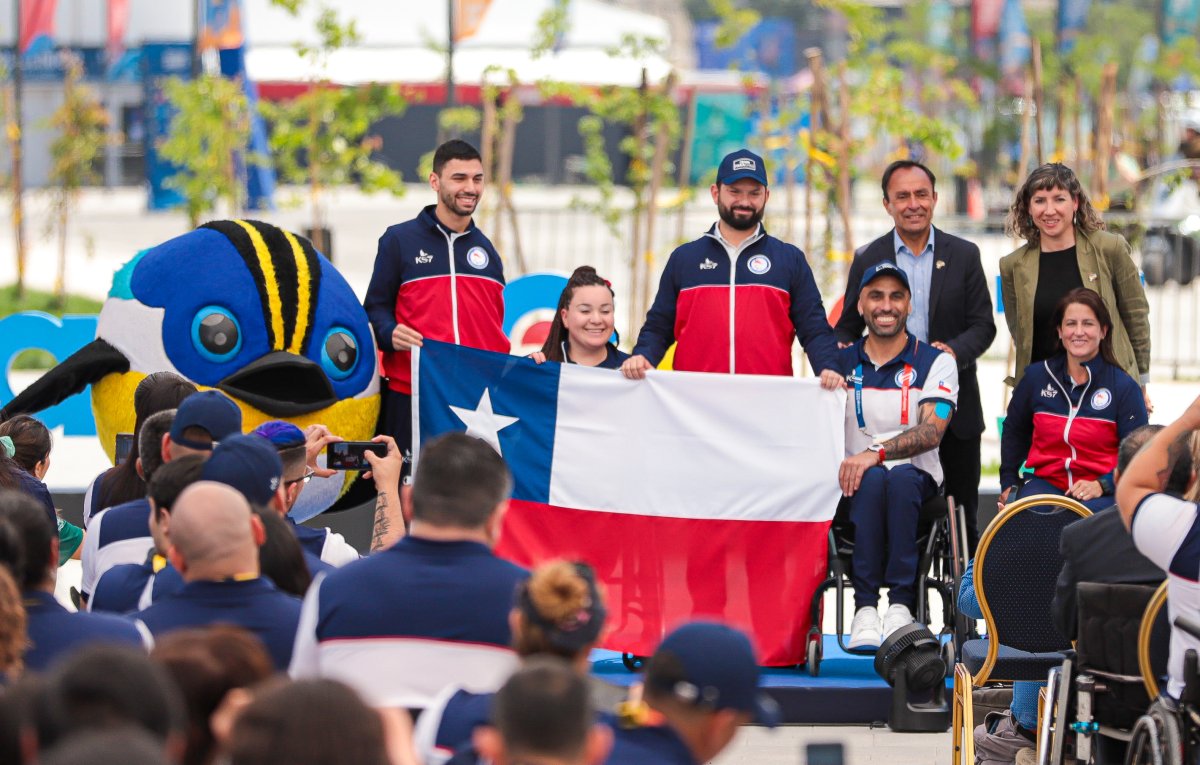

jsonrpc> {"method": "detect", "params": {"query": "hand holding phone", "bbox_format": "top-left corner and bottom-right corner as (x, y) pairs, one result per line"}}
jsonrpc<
(326, 441), (388, 471)
(115, 433), (135, 465)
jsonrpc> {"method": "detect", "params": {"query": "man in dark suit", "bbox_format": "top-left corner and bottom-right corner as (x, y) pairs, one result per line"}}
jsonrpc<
(1052, 424), (1175, 641)
(835, 160), (996, 552)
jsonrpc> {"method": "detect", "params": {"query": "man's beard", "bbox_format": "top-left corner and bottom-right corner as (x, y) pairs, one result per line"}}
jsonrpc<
(441, 188), (479, 217)
(718, 202), (763, 231)
(865, 312), (905, 338)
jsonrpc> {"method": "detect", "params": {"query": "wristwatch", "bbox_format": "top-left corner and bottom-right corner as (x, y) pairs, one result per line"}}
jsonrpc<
(867, 444), (885, 463)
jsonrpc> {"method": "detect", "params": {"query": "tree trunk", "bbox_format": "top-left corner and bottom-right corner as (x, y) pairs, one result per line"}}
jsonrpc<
(804, 48), (826, 260)
(675, 89), (697, 244)
(642, 73), (675, 323)
(55, 199), (68, 308)
(1031, 41), (1045, 166)
(497, 95), (524, 274)
(836, 63), (853, 278)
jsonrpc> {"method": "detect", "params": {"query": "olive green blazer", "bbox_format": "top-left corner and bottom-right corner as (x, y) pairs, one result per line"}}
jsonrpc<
(999, 227), (1150, 387)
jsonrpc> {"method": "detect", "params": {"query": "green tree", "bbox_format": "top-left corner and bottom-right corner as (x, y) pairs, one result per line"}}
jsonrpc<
(45, 55), (110, 307)
(263, 4), (407, 254)
(158, 74), (254, 228)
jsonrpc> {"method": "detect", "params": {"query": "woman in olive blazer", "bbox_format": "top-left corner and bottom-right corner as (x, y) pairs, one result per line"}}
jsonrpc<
(999, 163), (1150, 391)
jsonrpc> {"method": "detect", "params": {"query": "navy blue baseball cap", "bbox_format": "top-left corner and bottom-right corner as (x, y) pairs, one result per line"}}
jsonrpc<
(646, 621), (780, 727)
(717, 149), (768, 187)
(858, 261), (911, 294)
(169, 391), (243, 450)
(200, 434), (283, 506)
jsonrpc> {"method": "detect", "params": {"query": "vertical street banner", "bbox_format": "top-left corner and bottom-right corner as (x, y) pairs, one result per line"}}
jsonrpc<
(454, 0), (495, 42)
(199, 0), (245, 52)
(142, 43), (194, 211)
(998, 0), (1031, 97)
(413, 341), (846, 665)
(971, 0), (1004, 63)
(1057, 0), (1091, 54)
(19, 0), (59, 55)
(1163, 0), (1200, 44)
(107, 0), (130, 63)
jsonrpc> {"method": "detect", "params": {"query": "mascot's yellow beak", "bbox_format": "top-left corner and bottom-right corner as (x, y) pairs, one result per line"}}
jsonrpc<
(217, 350), (336, 418)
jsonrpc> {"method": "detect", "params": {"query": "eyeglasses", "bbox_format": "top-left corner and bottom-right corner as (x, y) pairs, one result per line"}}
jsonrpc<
(285, 469), (316, 488)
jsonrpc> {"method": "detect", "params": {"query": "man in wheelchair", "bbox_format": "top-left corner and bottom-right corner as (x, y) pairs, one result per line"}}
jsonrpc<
(837, 262), (958, 649)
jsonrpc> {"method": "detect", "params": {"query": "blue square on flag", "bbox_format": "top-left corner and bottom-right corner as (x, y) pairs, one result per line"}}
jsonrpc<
(414, 340), (558, 503)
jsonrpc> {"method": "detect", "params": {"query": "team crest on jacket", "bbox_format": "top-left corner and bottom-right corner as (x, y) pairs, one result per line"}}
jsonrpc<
(1090, 388), (1112, 410)
(466, 246), (489, 269)
(747, 254), (771, 274)
(895, 367), (917, 387)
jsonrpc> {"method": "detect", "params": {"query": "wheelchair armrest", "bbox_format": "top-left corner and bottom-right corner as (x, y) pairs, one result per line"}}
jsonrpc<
(1176, 616), (1200, 642)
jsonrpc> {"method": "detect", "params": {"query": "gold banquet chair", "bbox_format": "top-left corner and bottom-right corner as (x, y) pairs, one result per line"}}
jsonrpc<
(950, 494), (1091, 765)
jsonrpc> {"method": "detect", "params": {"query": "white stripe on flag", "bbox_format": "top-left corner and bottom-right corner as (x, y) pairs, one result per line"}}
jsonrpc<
(548, 366), (846, 522)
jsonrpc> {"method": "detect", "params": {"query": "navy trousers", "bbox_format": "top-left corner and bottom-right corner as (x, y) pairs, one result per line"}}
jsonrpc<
(849, 463), (937, 610)
(1016, 476), (1111, 513)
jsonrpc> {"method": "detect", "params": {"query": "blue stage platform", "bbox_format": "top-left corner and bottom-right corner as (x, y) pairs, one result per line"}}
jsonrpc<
(591, 636), (906, 725)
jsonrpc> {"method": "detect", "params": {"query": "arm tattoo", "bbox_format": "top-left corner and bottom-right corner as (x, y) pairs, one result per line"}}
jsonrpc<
(370, 492), (391, 552)
(1155, 435), (1188, 489)
(880, 404), (950, 461)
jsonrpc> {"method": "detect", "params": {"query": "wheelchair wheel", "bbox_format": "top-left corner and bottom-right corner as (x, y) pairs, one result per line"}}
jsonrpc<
(1127, 703), (1184, 765)
(806, 631), (822, 677)
(621, 653), (646, 672)
(942, 637), (956, 677)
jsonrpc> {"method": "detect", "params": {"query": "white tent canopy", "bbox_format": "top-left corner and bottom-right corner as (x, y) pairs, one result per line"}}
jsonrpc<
(0, 0), (673, 86)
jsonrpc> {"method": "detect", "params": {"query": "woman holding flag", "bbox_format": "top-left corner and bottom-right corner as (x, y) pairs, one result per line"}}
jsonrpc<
(530, 266), (629, 370)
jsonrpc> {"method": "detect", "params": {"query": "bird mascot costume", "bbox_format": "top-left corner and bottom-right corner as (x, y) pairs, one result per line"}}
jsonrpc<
(0, 220), (380, 519)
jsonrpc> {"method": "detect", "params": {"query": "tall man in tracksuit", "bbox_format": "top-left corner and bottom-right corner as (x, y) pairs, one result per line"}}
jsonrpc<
(620, 149), (842, 618)
(621, 149), (842, 385)
(364, 140), (510, 469)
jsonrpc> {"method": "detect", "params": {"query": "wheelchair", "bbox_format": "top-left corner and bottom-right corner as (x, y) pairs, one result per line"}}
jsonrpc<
(805, 489), (970, 675)
(1033, 581), (1169, 765)
(1123, 611), (1200, 765)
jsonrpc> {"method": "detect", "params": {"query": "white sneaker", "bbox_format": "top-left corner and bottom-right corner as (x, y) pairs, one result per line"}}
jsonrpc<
(882, 603), (915, 639)
(848, 606), (882, 649)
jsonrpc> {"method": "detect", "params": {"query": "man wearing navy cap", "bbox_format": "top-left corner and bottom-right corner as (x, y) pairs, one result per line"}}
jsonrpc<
(837, 262), (958, 649)
(606, 621), (777, 765)
(622, 148), (840, 386)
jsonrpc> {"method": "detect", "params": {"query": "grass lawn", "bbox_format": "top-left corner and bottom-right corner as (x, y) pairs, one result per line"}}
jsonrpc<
(0, 284), (103, 370)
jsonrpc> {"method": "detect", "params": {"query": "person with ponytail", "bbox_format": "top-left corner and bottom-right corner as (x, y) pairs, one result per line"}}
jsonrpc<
(531, 267), (629, 370)
(413, 559), (615, 765)
(0, 415), (84, 564)
(85, 372), (198, 526)
(0, 420), (57, 529)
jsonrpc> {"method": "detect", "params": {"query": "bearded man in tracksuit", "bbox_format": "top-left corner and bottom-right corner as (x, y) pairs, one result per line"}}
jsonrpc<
(621, 149), (843, 619)
(364, 140), (509, 471)
(621, 149), (842, 386)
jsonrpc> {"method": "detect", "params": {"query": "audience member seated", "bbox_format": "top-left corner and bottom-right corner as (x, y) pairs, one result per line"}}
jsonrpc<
(1119, 393), (1200, 702)
(135, 482), (303, 671)
(251, 421), (362, 564)
(198, 434), (332, 578)
(290, 433), (529, 708)
(836, 262), (958, 648)
(90, 455), (206, 614)
(39, 728), (173, 765)
(474, 658), (613, 765)
(415, 560), (613, 765)
(83, 391), (241, 604)
(0, 491), (149, 672)
(85, 371), (197, 526)
(252, 507), (315, 597)
(0, 415), (82, 562)
(223, 679), (398, 765)
(33, 645), (185, 759)
(255, 421), (405, 557)
(151, 625), (275, 765)
(0, 554), (25, 683)
(1052, 425), (1172, 642)
(1000, 288), (1148, 513)
(0, 424), (56, 528)
(606, 622), (778, 765)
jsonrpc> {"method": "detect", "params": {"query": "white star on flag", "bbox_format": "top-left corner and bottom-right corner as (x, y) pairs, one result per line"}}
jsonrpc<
(449, 388), (519, 456)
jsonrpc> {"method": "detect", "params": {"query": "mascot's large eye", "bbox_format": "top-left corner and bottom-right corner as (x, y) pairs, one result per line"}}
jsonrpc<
(321, 328), (358, 380)
(191, 306), (242, 362)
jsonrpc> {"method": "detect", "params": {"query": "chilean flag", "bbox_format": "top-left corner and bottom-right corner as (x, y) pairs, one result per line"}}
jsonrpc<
(413, 340), (845, 665)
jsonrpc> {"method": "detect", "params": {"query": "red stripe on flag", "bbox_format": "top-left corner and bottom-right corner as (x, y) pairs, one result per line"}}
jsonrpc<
(496, 500), (831, 666)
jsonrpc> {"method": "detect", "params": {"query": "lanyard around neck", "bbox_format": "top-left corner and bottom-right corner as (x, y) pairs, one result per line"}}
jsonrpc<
(853, 356), (913, 433)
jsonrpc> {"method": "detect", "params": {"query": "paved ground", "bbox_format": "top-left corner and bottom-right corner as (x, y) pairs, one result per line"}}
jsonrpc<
(716, 725), (948, 764)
